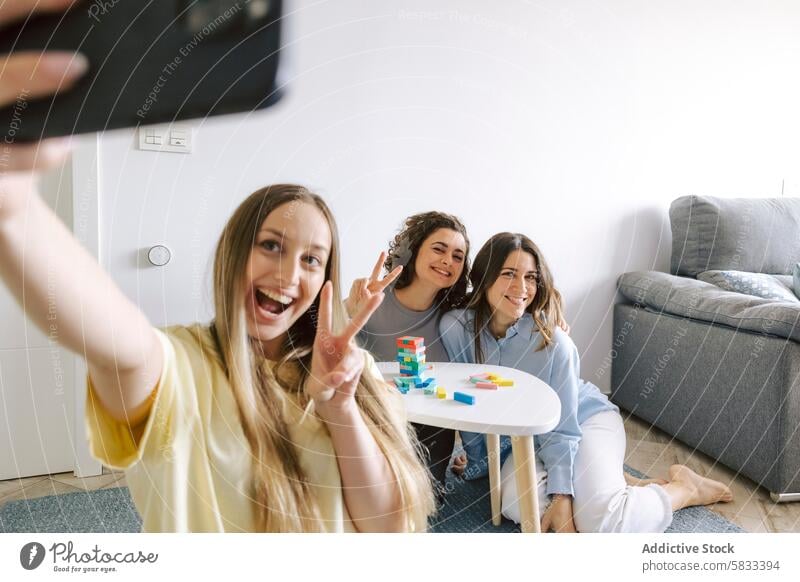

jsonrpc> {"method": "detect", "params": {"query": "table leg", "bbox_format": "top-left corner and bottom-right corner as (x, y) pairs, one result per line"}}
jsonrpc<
(486, 434), (501, 526)
(511, 436), (540, 533)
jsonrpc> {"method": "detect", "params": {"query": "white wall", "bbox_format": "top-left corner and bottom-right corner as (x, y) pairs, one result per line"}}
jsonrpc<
(0, 164), (76, 479)
(93, 0), (800, 391)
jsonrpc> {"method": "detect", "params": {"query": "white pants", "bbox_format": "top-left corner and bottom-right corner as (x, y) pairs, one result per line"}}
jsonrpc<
(500, 410), (673, 533)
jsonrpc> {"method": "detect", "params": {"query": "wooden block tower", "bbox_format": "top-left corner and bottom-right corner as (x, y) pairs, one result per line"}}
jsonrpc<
(393, 336), (436, 393)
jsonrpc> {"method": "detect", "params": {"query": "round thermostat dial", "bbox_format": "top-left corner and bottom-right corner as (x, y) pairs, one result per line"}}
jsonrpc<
(148, 245), (172, 267)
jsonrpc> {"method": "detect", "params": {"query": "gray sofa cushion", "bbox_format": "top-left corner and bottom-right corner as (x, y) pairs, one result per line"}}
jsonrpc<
(697, 270), (798, 302)
(618, 271), (800, 342)
(670, 196), (800, 276)
(794, 263), (800, 299)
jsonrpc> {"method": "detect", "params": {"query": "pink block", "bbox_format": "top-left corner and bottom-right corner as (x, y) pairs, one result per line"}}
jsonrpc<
(475, 382), (498, 390)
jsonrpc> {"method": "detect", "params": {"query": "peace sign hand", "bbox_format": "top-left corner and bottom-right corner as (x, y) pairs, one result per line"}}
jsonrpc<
(344, 251), (402, 318)
(307, 281), (384, 419)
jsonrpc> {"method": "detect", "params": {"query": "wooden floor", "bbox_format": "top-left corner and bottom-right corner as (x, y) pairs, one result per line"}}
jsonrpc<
(622, 413), (799, 533)
(1, 414), (798, 532)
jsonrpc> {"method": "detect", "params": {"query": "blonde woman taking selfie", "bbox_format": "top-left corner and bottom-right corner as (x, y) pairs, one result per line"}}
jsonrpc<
(0, 1), (433, 533)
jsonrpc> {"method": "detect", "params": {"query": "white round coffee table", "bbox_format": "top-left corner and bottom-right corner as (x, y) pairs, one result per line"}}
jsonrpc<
(377, 361), (561, 533)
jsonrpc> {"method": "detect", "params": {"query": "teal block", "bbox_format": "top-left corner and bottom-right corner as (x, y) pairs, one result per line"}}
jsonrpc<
(453, 392), (475, 405)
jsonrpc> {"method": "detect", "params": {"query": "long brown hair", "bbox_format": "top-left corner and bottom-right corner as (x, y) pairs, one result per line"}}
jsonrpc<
(211, 184), (434, 531)
(385, 211), (471, 312)
(466, 232), (565, 363)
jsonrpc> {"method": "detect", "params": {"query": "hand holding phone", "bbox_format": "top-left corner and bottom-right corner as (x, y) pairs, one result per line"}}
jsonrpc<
(0, 0), (284, 143)
(0, 0), (85, 179)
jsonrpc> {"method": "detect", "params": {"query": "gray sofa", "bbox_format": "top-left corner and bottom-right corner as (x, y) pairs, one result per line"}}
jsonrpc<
(611, 196), (800, 502)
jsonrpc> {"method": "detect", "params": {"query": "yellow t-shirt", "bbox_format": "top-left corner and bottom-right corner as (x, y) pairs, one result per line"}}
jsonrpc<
(85, 324), (394, 533)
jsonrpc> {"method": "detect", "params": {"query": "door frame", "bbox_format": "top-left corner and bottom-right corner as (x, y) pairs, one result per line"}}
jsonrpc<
(70, 135), (104, 478)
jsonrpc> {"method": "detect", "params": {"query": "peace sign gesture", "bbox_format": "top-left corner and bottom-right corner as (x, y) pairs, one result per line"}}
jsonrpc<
(344, 251), (403, 318)
(307, 281), (384, 418)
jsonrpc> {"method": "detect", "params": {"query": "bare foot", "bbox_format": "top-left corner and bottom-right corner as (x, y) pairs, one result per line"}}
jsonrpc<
(625, 473), (668, 487)
(451, 453), (467, 477)
(666, 464), (733, 509)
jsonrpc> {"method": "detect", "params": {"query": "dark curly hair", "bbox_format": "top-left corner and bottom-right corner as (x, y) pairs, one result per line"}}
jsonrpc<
(385, 211), (471, 312)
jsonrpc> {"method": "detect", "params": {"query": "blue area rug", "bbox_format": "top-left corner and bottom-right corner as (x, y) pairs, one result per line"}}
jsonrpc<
(0, 487), (141, 533)
(0, 466), (744, 533)
(430, 465), (744, 533)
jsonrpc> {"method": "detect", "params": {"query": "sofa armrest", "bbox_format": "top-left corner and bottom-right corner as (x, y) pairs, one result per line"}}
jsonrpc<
(618, 271), (800, 342)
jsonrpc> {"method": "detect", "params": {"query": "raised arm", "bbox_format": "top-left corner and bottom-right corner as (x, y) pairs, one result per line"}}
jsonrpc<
(0, 1), (161, 425)
(307, 281), (408, 532)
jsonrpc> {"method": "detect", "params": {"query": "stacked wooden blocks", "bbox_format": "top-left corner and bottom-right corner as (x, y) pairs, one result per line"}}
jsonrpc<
(393, 336), (437, 394)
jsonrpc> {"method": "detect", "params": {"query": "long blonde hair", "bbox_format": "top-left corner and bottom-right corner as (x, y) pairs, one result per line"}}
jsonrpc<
(211, 184), (434, 531)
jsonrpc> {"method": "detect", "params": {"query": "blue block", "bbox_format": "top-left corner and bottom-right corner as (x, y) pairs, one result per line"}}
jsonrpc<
(453, 392), (475, 405)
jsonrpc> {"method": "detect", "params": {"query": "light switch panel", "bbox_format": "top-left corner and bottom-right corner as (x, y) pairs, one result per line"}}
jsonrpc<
(138, 125), (193, 154)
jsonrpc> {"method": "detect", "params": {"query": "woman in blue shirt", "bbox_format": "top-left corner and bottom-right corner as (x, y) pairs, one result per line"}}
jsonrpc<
(440, 232), (733, 532)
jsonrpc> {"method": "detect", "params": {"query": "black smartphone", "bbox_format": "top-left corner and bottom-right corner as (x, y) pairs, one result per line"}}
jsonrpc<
(0, 0), (284, 143)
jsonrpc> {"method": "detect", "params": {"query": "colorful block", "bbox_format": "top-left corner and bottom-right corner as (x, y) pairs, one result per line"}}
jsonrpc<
(453, 392), (475, 405)
(414, 377), (435, 388)
(436, 386), (446, 399)
(399, 365), (424, 374)
(469, 373), (490, 381)
(399, 358), (424, 366)
(497, 379), (514, 387)
(396, 336), (425, 348)
(423, 386), (436, 395)
(400, 360), (427, 368)
(397, 356), (426, 365)
(475, 382), (498, 390)
(394, 378), (414, 390)
(398, 346), (425, 356)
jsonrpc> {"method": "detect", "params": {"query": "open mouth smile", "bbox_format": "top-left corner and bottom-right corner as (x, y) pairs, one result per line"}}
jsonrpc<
(252, 287), (296, 319)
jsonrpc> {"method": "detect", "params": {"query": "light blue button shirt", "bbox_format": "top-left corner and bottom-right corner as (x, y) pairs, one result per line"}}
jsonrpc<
(439, 309), (617, 496)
